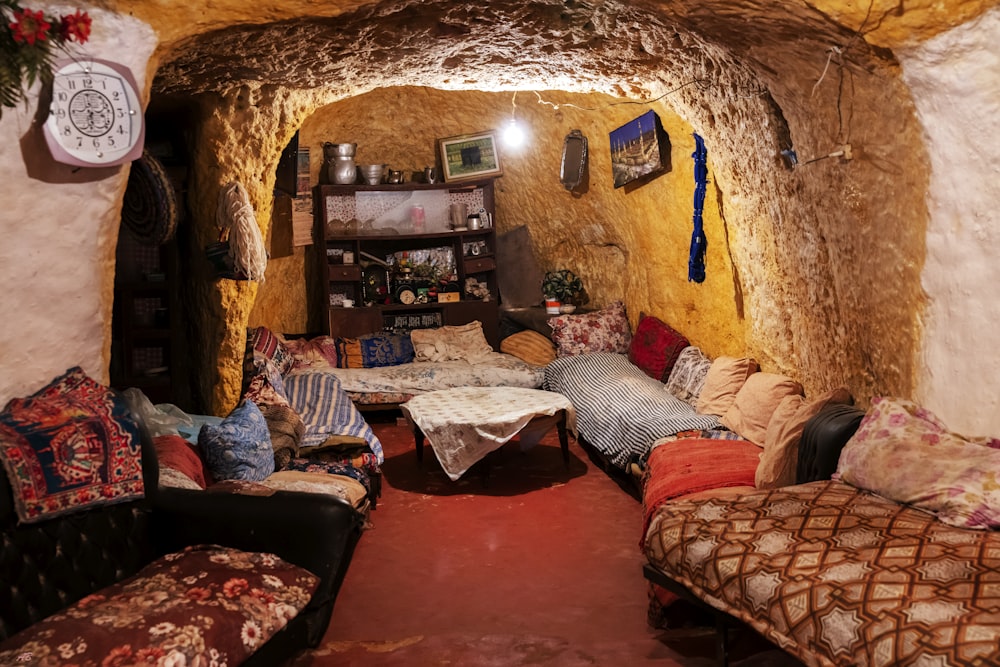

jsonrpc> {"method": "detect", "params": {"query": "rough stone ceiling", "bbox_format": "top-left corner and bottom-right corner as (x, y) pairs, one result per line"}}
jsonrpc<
(151, 0), (872, 103)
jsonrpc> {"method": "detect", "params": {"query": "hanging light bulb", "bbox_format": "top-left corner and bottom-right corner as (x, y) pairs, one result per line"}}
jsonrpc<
(502, 91), (527, 149)
(503, 118), (526, 148)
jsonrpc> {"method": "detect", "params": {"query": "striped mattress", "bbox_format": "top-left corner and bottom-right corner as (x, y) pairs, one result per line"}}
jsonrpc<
(543, 353), (720, 469)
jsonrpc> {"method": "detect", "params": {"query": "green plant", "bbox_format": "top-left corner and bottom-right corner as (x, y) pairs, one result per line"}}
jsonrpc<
(1, 1), (91, 116)
(542, 269), (584, 303)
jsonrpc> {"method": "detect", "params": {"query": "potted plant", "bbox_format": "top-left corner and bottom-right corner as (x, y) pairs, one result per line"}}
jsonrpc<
(542, 269), (584, 314)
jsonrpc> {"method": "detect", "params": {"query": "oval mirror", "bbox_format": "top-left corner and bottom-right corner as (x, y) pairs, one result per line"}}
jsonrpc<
(560, 129), (588, 192)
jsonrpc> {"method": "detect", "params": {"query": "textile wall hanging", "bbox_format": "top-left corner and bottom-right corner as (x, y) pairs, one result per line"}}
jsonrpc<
(688, 133), (708, 283)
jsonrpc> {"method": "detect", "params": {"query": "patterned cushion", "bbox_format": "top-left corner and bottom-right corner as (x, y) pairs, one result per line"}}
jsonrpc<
(548, 300), (632, 357)
(249, 326), (294, 375)
(628, 314), (689, 381)
(694, 356), (759, 416)
(284, 335), (340, 370)
(664, 346), (712, 406)
(719, 372), (804, 446)
(199, 400), (274, 482)
(336, 333), (414, 368)
(0, 545), (318, 665)
(500, 330), (556, 366)
(0, 367), (144, 523)
(243, 358), (291, 407)
(836, 396), (1000, 529)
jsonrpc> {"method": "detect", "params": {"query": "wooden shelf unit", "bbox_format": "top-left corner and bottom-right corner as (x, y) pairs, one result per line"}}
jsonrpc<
(313, 178), (502, 348)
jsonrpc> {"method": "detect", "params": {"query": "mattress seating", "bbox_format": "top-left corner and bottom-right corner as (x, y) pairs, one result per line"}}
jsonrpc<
(0, 367), (366, 665)
(643, 397), (1000, 666)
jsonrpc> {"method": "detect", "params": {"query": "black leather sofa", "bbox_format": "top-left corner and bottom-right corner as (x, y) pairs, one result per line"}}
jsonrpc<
(0, 410), (366, 664)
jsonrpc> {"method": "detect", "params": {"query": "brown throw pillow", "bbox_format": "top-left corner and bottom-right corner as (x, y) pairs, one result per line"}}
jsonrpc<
(695, 356), (759, 416)
(720, 372), (804, 446)
(755, 387), (853, 489)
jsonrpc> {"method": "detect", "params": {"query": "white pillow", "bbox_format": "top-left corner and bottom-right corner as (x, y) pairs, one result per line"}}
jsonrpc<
(410, 321), (494, 363)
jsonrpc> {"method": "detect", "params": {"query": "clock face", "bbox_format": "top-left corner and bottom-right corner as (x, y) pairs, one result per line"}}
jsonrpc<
(395, 285), (416, 305)
(43, 58), (145, 167)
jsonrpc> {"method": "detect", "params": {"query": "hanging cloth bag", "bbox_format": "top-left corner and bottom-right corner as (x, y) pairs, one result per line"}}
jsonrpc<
(213, 181), (267, 282)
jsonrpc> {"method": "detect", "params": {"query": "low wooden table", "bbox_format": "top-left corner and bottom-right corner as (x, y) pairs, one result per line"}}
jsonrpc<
(400, 387), (575, 481)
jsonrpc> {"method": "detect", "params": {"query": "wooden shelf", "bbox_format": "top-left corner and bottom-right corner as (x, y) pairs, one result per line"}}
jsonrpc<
(314, 178), (501, 348)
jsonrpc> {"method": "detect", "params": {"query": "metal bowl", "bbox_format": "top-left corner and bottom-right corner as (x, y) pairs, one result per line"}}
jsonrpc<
(360, 164), (385, 185)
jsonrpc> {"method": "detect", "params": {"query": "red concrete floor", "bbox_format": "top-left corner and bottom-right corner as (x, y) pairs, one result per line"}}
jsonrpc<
(291, 415), (802, 666)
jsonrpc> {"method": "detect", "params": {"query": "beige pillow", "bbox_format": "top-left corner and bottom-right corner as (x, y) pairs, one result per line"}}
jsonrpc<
(755, 387), (853, 489)
(695, 356), (759, 416)
(720, 372), (804, 446)
(410, 321), (494, 363)
(500, 330), (556, 366)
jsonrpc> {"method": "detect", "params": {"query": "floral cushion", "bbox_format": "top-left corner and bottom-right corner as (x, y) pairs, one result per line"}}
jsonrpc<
(628, 314), (688, 381)
(548, 300), (632, 357)
(664, 346), (712, 406)
(0, 367), (144, 524)
(198, 400), (274, 482)
(284, 335), (341, 370)
(836, 396), (1000, 529)
(0, 545), (318, 665)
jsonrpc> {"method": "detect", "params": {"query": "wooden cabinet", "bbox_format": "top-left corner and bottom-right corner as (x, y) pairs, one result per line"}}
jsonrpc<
(313, 178), (502, 348)
(110, 229), (188, 406)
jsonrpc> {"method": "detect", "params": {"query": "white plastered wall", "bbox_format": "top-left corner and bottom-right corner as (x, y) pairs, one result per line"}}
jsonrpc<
(0, 7), (156, 405)
(902, 6), (1000, 437)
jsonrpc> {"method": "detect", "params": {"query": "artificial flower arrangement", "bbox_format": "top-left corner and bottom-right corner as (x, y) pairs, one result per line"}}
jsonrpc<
(1, 0), (91, 115)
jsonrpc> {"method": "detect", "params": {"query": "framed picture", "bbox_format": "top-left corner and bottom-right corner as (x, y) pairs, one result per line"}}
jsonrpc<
(609, 110), (671, 189)
(438, 131), (503, 182)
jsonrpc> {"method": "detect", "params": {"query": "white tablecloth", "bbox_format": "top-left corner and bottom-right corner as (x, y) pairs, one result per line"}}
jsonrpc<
(403, 387), (575, 480)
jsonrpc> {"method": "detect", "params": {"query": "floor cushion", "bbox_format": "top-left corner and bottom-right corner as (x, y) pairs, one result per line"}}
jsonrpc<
(0, 545), (318, 666)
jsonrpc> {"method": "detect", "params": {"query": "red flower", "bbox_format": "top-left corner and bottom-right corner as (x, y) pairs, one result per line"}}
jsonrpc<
(223, 577), (250, 597)
(9, 8), (51, 45)
(59, 10), (91, 44)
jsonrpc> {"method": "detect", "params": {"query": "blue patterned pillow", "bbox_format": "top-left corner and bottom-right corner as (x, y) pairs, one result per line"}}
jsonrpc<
(336, 333), (414, 368)
(198, 400), (274, 482)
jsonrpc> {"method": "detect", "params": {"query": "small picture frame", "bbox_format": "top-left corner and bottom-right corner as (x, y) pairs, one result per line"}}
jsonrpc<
(438, 130), (503, 183)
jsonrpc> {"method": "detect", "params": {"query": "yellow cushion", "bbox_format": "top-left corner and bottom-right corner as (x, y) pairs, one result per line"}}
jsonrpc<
(500, 330), (557, 366)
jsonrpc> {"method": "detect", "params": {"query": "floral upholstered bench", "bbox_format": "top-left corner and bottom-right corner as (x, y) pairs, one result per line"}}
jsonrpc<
(0, 367), (366, 665)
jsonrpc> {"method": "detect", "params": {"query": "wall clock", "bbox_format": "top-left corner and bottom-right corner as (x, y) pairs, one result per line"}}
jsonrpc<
(43, 58), (145, 168)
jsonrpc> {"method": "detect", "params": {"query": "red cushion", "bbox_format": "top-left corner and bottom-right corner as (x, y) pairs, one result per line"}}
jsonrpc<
(641, 437), (759, 538)
(154, 434), (210, 488)
(628, 314), (689, 382)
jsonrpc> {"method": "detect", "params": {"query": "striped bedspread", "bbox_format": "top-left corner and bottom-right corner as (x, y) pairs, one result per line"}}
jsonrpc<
(283, 370), (384, 463)
(543, 353), (720, 469)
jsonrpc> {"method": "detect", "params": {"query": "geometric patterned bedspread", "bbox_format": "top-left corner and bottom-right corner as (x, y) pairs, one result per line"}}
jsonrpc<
(643, 479), (1000, 667)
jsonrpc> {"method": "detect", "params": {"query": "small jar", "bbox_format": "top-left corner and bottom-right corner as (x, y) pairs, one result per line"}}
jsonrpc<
(411, 205), (426, 233)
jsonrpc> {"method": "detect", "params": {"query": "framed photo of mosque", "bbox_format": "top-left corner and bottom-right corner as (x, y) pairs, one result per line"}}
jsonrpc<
(438, 131), (503, 182)
(609, 110), (670, 188)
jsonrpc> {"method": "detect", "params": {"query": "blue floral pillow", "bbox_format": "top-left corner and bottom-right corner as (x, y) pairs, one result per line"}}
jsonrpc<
(198, 400), (274, 482)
